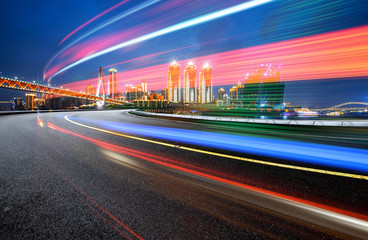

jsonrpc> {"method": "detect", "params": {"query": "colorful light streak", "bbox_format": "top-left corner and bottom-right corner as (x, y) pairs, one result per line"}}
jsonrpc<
(44, 0), (161, 77)
(47, 0), (274, 81)
(68, 115), (368, 174)
(58, 0), (131, 46)
(46, 121), (368, 223)
(60, 25), (368, 92)
(46, 0), (254, 80)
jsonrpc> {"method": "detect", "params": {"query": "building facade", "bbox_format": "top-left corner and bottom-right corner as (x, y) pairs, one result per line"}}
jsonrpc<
(25, 93), (36, 110)
(198, 63), (212, 103)
(183, 62), (197, 103)
(167, 61), (181, 102)
(218, 88), (226, 100)
(109, 68), (117, 99)
(141, 79), (147, 95)
(243, 64), (284, 108)
(125, 84), (144, 102)
(13, 97), (24, 110)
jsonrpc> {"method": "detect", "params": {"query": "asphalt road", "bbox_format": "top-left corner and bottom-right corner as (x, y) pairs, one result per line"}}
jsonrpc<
(1, 110), (368, 239)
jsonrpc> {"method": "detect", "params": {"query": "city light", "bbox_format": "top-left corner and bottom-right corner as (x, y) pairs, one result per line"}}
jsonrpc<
(55, 24), (368, 98)
(67, 115), (368, 173)
(1, 1), (368, 238)
(46, 0), (275, 80)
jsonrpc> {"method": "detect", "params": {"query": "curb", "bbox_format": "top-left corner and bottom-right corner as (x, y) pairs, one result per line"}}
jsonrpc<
(131, 111), (368, 127)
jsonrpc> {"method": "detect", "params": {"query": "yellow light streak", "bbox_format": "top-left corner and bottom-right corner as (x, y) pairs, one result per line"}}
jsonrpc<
(64, 114), (368, 181)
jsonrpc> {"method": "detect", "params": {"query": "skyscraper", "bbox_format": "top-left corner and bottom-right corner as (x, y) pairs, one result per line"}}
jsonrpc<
(125, 84), (144, 102)
(218, 88), (226, 100)
(141, 79), (147, 95)
(25, 93), (36, 110)
(183, 62), (197, 103)
(242, 63), (284, 108)
(167, 61), (181, 102)
(109, 68), (117, 99)
(229, 81), (244, 101)
(199, 63), (212, 103)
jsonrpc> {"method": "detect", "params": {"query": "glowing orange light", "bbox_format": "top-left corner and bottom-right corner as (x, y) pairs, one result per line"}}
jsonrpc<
(62, 25), (368, 92)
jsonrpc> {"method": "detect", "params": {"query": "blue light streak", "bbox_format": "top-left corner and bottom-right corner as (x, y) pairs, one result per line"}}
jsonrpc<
(49, 0), (274, 81)
(70, 116), (368, 173)
(44, 0), (161, 74)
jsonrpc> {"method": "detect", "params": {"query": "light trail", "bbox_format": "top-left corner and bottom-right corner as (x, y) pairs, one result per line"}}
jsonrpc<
(46, 121), (368, 236)
(61, 24), (368, 91)
(58, 0), (131, 46)
(44, 0), (160, 75)
(41, 136), (143, 240)
(48, 0), (274, 81)
(64, 113), (368, 180)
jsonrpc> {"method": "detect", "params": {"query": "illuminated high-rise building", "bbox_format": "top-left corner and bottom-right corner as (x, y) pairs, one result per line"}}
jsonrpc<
(86, 85), (96, 95)
(218, 88), (225, 100)
(125, 84), (144, 102)
(141, 79), (147, 95)
(198, 63), (212, 103)
(25, 93), (36, 110)
(242, 63), (284, 108)
(229, 81), (244, 101)
(13, 97), (24, 110)
(161, 88), (168, 100)
(109, 68), (117, 99)
(167, 61), (181, 102)
(33, 98), (45, 108)
(183, 62), (197, 103)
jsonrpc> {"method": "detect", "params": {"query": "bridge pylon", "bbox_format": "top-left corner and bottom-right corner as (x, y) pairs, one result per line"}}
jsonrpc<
(96, 67), (106, 105)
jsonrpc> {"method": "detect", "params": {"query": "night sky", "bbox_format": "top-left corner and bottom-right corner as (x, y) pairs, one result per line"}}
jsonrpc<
(1, 0), (368, 107)
(0, 0), (124, 99)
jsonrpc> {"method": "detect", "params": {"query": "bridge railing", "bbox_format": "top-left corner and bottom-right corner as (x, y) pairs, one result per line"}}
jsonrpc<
(0, 77), (127, 105)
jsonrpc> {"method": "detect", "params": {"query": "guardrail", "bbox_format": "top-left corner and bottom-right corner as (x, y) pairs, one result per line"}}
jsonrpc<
(131, 111), (368, 127)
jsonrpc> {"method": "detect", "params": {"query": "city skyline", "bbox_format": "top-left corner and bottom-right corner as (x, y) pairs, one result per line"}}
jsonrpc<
(1, 2), (368, 238)
(1, 1), (367, 107)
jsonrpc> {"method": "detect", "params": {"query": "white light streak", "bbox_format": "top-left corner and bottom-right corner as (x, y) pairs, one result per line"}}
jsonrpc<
(49, 0), (274, 80)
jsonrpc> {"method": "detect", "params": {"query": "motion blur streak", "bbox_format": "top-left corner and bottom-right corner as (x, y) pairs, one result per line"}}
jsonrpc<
(64, 114), (368, 181)
(48, 158), (139, 239)
(58, 0), (131, 46)
(48, 0), (274, 80)
(40, 130), (143, 239)
(62, 25), (368, 91)
(68, 115), (368, 174)
(45, 0), (160, 74)
(46, 122), (368, 225)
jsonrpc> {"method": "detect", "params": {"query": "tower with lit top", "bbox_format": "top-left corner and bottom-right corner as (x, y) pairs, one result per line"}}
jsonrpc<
(183, 62), (197, 103)
(109, 68), (117, 99)
(168, 61), (181, 102)
(199, 63), (212, 103)
(218, 88), (225, 100)
(141, 79), (147, 95)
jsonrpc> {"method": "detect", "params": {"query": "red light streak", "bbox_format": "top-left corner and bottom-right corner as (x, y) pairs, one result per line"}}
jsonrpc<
(47, 122), (368, 222)
(61, 25), (368, 92)
(59, 0), (131, 46)
(62, 173), (133, 239)
(45, 124), (143, 239)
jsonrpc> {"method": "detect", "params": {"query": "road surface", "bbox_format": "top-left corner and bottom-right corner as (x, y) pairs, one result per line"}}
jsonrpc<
(1, 110), (368, 239)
